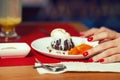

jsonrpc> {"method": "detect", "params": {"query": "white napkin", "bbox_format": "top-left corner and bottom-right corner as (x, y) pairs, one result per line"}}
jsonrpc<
(35, 62), (120, 74)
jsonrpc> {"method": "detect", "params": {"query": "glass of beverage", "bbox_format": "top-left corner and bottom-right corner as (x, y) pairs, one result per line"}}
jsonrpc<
(0, 0), (22, 42)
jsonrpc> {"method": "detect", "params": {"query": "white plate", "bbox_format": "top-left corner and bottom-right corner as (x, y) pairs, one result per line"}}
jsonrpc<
(31, 36), (98, 59)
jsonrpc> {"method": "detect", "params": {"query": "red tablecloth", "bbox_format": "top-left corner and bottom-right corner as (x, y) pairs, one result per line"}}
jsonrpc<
(0, 22), (87, 67)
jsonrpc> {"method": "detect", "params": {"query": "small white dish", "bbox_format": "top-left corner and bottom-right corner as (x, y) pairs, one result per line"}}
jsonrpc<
(31, 37), (98, 59)
(0, 43), (31, 58)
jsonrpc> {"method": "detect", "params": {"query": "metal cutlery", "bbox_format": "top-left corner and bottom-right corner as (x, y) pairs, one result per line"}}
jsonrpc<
(34, 58), (66, 72)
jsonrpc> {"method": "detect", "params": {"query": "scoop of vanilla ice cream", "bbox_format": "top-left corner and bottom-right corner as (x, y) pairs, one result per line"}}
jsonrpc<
(51, 28), (70, 40)
(50, 28), (74, 51)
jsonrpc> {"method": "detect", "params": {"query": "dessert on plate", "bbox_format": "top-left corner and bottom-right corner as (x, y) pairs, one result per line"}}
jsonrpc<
(50, 28), (75, 51)
(47, 28), (96, 56)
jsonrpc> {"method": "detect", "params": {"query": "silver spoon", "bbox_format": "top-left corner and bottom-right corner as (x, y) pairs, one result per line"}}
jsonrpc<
(34, 58), (66, 72)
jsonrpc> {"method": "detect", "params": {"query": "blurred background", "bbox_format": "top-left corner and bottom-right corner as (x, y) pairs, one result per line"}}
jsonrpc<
(22, 0), (120, 32)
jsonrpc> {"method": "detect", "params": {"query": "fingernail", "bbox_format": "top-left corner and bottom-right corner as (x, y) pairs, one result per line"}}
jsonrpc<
(99, 59), (104, 63)
(88, 58), (93, 62)
(83, 52), (89, 57)
(87, 36), (93, 42)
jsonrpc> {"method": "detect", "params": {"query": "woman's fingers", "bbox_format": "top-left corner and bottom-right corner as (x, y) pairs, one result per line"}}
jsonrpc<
(81, 27), (108, 37)
(89, 31), (116, 42)
(89, 41), (115, 56)
(83, 27), (120, 42)
(81, 27), (120, 63)
(102, 54), (120, 63)
(95, 27), (109, 34)
(81, 28), (98, 37)
(86, 38), (120, 63)
(92, 47), (120, 62)
(83, 40), (116, 58)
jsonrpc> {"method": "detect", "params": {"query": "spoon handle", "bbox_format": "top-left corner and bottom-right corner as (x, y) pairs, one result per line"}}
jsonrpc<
(35, 58), (53, 71)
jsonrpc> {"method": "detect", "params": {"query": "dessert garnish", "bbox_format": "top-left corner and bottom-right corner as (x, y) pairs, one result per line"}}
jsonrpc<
(68, 44), (93, 55)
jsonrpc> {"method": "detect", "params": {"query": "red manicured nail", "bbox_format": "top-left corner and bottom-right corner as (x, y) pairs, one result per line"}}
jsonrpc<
(99, 59), (104, 63)
(88, 58), (93, 62)
(83, 52), (89, 57)
(87, 36), (93, 42)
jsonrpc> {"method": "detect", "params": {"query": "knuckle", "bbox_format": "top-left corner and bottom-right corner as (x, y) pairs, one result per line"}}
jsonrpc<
(91, 28), (98, 31)
(95, 42), (113, 53)
(103, 32), (109, 38)
(100, 27), (107, 31)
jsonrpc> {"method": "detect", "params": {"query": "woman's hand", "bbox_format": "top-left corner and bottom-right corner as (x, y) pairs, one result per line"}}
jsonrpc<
(81, 27), (120, 42)
(81, 27), (120, 63)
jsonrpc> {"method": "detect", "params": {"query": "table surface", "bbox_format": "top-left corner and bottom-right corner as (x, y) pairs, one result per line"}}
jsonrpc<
(0, 22), (120, 80)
